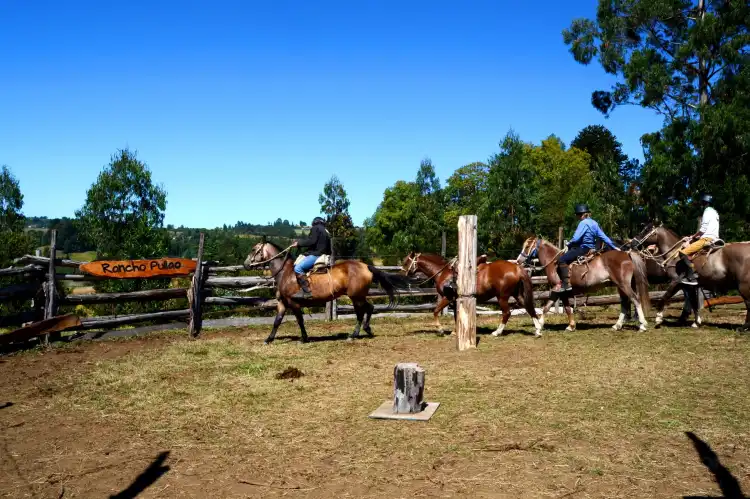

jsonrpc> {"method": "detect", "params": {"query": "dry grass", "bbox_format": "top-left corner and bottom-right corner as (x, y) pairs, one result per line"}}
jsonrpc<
(1, 309), (749, 498)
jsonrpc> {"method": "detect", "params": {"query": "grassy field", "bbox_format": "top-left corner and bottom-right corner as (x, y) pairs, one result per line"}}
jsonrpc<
(0, 310), (749, 498)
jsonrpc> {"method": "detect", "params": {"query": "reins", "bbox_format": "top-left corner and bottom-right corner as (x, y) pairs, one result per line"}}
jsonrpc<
(406, 255), (459, 286)
(246, 244), (295, 279)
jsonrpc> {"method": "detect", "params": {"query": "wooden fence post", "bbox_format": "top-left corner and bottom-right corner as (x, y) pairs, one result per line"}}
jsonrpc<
(42, 230), (58, 345)
(456, 215), (477, 351)
(441, 230), (447, 316)
(188, 232), (205, 338)
(326, 241), (337, 321)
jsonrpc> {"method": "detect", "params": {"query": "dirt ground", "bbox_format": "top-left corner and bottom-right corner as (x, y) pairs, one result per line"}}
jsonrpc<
(1, 307), (749, 498)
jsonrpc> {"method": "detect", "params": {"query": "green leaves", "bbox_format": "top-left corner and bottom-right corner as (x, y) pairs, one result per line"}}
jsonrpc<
(564, 0), (749, 119)
(75, 148), (167, 260)
(318, 175), (357, 257)
(0, 166), (33, 267)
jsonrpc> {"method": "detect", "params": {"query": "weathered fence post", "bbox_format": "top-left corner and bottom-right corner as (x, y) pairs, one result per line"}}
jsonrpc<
(326, 241), (337, 321)
(456, 215), (477, 351)
(393, 362), (425, 413)
(555, 226), (564, 314)
(441, 230), (448, 316)
(188, 232), (205, 338)
(42, 230), (58, 345)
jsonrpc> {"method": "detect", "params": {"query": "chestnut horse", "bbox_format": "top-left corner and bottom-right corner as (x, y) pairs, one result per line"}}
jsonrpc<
(629, 223), (750, 331)
(516, 237), (651, 332)
(401, 252), (542, 337)
(244, 241), (413, 344)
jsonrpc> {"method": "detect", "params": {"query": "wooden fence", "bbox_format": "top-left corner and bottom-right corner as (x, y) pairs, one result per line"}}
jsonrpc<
(0, 230), (703, 348)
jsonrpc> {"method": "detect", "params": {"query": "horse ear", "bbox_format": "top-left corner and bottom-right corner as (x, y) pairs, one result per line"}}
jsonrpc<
(261, 234), (267, 243)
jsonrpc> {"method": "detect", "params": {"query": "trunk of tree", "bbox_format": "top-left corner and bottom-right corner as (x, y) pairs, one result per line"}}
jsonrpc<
(698, 0), (709, 107)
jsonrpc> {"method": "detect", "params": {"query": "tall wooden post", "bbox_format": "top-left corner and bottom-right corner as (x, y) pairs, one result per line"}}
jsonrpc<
(557, 226), (564, 250)
(456, 215), (477, 351)
(188, 232), (205, 338)
(42, 230), (58, 346)
(326, 240), (337, 321)
(440, 230), (447, 316)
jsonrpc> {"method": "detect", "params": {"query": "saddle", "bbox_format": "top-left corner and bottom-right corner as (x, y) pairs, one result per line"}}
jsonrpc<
(687, 239), (726, 260)
(570, 248), (604, 267)
(294, 254), (331, 276)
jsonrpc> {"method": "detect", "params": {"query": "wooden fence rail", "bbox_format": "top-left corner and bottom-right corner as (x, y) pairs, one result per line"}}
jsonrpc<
(0, 232), (712, 348)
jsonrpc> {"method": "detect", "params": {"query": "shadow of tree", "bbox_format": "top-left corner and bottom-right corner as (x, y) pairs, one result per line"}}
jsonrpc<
(683, 431), (745, 499)
(110, 451), (170, 499)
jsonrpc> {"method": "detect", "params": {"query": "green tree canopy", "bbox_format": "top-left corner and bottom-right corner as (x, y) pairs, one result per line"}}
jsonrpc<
(0, 165), (33, 267)
(75, 148), (168, 259)
(563, 0), (749, 119)
(318, 175), (357, 257)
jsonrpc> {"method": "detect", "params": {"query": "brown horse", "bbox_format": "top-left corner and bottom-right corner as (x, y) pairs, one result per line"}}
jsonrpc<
(629, 224), (750, 330)
(244, 241), (413, 343)
(516, 237), (651, 332)
(401, 252), (542, 337)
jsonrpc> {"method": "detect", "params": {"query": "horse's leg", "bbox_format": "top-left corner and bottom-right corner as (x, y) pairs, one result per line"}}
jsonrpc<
(655, 280), (682, 328)
(362, 300), (375, 336)
(620, 295), (632, 322)
(349, 300), (365, 340)
(561, 295), (575, 331)
(736, 282), (750, 332)
(613, 290), (628, 331)
(686, 286), (702, 328)
(434, 295), (451, 334)
(291, 306), (308, 343)
(540, 297), (556, 329)
(491, 296), (511, 337)
(265, 301), (288, 344)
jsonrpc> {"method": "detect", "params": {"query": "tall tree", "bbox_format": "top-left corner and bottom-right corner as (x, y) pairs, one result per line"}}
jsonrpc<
(0, 165), (33, 267)
(318, 175), (357, 256)
(563, 0), (749, 120)
(571, 125), (635, 234)
(481, 132), (537, 254)
(528, 136), (595, 238)
(76, 148), (168, 259)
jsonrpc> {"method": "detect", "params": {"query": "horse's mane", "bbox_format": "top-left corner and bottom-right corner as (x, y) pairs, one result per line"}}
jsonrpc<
(418, 253), (447, 265)
(660, 226), (681, 240)
(265, 240), (292, 261)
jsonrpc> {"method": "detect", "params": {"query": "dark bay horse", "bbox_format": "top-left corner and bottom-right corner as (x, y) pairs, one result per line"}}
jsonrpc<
(244, 241), (413, 343)
(401, 252), (542, 337)
(516, 237), (651, 332)
(629, 224), (750, 330)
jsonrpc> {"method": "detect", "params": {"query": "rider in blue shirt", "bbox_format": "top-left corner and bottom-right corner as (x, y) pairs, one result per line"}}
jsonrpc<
(554, 204), (621, 292)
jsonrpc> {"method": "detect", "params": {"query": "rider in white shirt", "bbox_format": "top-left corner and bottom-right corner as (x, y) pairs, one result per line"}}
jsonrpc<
(678, 194), (719, 285)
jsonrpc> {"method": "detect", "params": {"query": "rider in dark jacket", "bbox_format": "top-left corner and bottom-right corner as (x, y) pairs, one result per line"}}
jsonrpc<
(291, 217), (332, 299)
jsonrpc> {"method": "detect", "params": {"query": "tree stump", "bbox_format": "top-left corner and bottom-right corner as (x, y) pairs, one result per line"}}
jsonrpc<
(393, 362), (425, 414)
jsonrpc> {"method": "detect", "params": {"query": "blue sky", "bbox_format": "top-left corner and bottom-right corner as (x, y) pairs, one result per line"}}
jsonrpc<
(1, 1), (664, 228)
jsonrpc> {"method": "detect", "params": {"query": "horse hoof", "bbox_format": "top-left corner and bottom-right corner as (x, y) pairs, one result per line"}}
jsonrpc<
(612, 324), (623, 331)
(639, 325), (647, 332)
(691, 323), (699, 329)
(565, 326), (574, 332)
(534, 330), (542, 338)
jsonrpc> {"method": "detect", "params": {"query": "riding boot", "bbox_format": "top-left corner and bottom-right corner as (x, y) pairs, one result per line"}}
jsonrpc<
(292, 274), (313, 299)
(679, 253), (698, 285)
(444, 277), (457, 294)
(554, 264), (572, 293)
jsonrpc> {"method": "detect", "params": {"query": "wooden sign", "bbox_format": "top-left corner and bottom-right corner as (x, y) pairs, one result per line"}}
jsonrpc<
(80, 258), (197, 279)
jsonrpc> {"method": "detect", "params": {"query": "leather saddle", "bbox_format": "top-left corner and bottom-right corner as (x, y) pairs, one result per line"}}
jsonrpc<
(687, 239), (725, 260)
(570, 248), (604, 267)
(294, 254), (331, 276)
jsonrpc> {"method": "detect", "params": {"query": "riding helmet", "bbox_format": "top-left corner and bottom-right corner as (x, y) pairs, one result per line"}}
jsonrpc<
(312, 216), (326, 226)
(574, 204), (590, 215)
(701, 194), (713, 204)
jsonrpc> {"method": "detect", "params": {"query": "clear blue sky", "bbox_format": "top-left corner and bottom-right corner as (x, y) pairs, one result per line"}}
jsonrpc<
(1, 1), (664, 228)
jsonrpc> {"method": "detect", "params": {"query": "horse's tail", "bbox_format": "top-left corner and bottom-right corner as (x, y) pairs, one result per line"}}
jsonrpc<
(518, 266), (538, 319)
(629, 251), (651, 314)
(368, 265), (414, 309)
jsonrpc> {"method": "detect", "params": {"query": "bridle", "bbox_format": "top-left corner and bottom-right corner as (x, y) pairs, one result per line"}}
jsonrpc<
(402, 253), (421, 276)
(246, 242), (294, 279)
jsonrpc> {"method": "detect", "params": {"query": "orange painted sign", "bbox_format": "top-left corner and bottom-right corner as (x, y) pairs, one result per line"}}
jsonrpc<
(80, 258), (197, 278)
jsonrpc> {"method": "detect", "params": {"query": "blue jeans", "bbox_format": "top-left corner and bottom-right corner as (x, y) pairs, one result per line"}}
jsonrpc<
(294, 255), (318, 274)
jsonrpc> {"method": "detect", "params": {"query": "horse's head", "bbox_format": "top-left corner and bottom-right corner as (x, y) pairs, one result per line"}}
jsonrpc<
(629, 223), (658, 250)
(401, 251), (421, 276)
(516, 237), (540, 265)
(243, 241), (277, 270)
